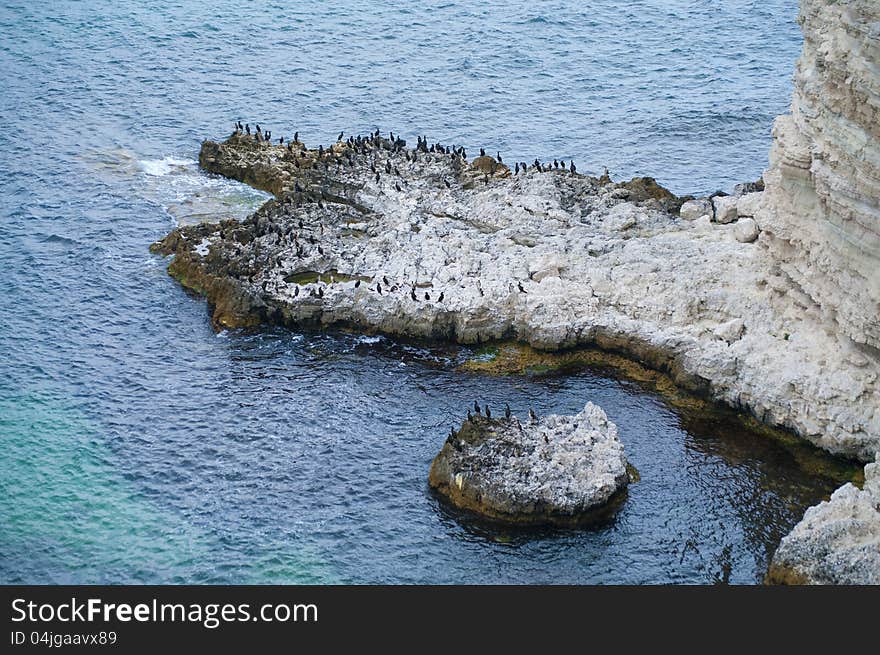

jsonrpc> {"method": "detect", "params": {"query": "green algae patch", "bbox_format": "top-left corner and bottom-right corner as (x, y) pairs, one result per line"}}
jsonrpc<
(284, 270), (369, 285)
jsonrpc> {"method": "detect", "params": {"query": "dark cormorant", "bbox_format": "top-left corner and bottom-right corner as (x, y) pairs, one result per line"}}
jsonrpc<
(410, 289), (417, 301)
(294, 131), (299, 142)
(474, 400), (481, 414)
(245, 123), (250, 134)
(355, 279), (361, 288)
(518, 282), (527, 293)
(570, 160), (576, 174)
(338, 131), (344, 141)
(375, 172), (380, 183)
(514, 162), (519, 174)
(485, 406), (491, 419)
(383, 276), (389, 286)
(318, 286), (324, 298)
(529, 408), (537, 422)
(424, 291), (430, 301)
(438, 292), (444, 303)
(497, 152), (502, 163)
(376, 283), (382, 294)
(444, 180), (451, 188)
(395, 183), (401, 192)
(505, 404), (511, 419)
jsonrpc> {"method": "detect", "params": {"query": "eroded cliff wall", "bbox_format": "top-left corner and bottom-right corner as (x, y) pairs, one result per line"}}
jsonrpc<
(759, 0), (880, 352)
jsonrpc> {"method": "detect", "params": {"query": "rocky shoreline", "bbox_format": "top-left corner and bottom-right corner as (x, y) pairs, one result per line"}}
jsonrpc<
(152, 127), (878, 463)
(152, 0), (879, 582)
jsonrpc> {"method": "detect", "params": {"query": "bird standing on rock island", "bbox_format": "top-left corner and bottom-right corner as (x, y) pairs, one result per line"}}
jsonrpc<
(518, 282), (527, 293)
(505, 404), (511, 419)
(474, 401), (481, 415)
(529, 408), (537, 422)
(485, 406), (491, 419)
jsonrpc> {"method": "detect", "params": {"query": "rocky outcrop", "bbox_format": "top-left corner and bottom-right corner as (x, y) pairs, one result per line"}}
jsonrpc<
(428, 402), (629, 525)
(758, 0), (880, 353)
(153, 129), (880, 462)
(767, 454), (880, 585)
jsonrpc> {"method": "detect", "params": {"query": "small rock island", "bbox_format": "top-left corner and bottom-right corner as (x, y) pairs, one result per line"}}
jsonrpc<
(429, 403), (629, 525)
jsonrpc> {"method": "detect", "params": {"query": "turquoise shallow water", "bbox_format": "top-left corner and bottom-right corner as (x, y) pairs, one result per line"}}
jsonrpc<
(0, 1), (840, 584)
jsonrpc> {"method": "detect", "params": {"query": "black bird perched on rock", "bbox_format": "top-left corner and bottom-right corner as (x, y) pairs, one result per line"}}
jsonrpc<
(375, 172), (380, 183)
(245, 123), (250, 134)
(438, 291), (444, 303)
(395, 183), (401, 192)
(410, 289), (417, 301)
(355, 279), (361, 288)
(505, 404), (511, 419)
(497, 151), (502, 163)
(383, 276), (389, 286)
(529, 408), (537, 422)
(424, 291), (430, 301)
(318, 286), (324, 298)
(467, 409), (473, 422)
(338, 131), (344, 141)
(318, 144), (324, 157)
(377, 283), (382, 294)
(474, 400), (481, 415)
(279, 136), (284, 144)
(514, 162), (519, 174)
(385, 161), (391, 174)
(570, 160), (576, 174)
(294, 286), (299, 297)
(485, 406), (491, 419)
(444, 179), (451, 188)
(294, 131), (299, 142)
(479, 148), (485, 157)
(518, 282), (527, 293)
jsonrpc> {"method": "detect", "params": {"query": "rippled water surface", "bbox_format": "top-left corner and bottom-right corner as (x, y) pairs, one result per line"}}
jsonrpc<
(0, 1), (840, 584)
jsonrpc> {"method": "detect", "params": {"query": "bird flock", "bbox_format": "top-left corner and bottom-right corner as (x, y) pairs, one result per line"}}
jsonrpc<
(225, 120), (583, 314)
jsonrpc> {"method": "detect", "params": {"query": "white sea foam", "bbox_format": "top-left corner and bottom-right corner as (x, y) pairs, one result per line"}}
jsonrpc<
(139, 156), (194, 176)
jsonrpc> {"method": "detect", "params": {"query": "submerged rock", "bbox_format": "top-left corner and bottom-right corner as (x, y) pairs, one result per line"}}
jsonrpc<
(767, 454), (880, 585)
(428, 402), (628, 525)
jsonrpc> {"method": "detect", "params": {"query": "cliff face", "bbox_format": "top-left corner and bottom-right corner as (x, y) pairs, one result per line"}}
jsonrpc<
(759, 0), (880, 352)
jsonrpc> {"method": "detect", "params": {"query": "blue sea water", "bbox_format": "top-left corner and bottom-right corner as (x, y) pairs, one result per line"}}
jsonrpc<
(0, 1), (833, 584)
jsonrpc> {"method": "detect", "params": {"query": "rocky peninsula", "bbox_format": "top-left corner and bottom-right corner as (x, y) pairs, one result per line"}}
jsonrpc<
(428, 402), (629, 525)
(152, 0), (879, 582)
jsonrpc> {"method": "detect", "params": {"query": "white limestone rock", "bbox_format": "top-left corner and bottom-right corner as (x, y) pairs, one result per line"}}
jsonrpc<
(680, 198), (711, 221)
(428, 402), (629, 524)
(736, 192), (764, 217)
(734, 217), (760, 243)
(712, 195), (738, 224)
(768, 454), (880, 585)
